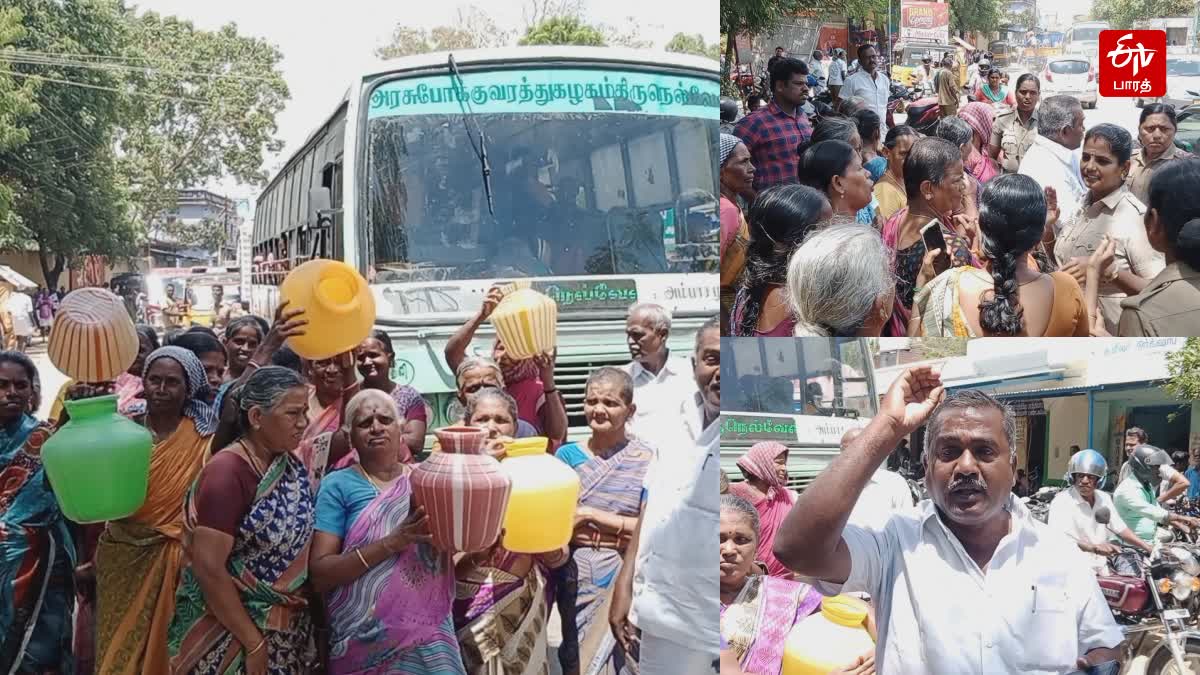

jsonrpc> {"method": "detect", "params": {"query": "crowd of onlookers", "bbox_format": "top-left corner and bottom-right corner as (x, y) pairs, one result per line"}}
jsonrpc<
(721, 46), (1200, 338)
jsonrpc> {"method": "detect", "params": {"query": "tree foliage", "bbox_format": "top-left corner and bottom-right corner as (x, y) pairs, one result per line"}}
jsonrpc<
(1093, 0), (1193, 30)
(949, 0), (1003, 35)
(117, 12), (288, 249)
(376, 6), (513, 59)
(666, 32), (719, 60)
(0, 0), (133, 289)
(518, 16), (606, 47)
(1166, 338), (1200, 402)
(0, 7), (38, 223)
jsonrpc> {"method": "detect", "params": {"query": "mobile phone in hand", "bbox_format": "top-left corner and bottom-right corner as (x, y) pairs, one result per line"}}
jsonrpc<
(920, 221), (951, 275)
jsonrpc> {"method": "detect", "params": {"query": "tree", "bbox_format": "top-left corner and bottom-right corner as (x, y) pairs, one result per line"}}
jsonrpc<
(522, 0), (586, 31)
(1166, 338), (1200, 402)
(914, 338), (969, 359)
(666, 32), (718, 59)
(518, 16), (606, 47)
(719, 0), (804, 96)
(597, 16), (651, 49)
(376, 6), (513, 59)
(949, 0), (1003, 35)
(115, 11), (289, 257)
(0, 6), (38, 224)
(1093, 0), (1192, 29)
(0, 0), (134, 289)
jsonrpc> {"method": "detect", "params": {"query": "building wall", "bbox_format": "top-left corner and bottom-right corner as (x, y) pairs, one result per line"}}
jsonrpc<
(0, 251), (136, 290)
(1044, 396), (1089, 482)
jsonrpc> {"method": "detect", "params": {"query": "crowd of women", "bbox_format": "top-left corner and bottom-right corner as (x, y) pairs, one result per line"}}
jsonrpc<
(0, 286), (709, 674)
(720, 73), (1200, 338)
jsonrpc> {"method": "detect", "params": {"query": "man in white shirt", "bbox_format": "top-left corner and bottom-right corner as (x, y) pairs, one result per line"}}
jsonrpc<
(775, 371), (1124, 675)
(4, 290), (34, 352)
(839, 44), (889, 140)
(612, 316), (719, 675)
(827, 48), (847, 102)
(808, 49), (827, 96)
(915, 56), (935, 96)
(621, 303), (694, 442)
(1019, 95), (1087, 234)
(1048, 448), (1151, 574)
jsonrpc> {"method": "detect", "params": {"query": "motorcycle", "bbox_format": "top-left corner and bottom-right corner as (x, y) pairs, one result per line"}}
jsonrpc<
(1022, 485), (1063, 523)
(900, 96), (942, 135)
(1094, 507), (1200, 674)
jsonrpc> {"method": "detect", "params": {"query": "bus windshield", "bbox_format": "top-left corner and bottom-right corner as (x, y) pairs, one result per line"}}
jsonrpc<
(722, 338), (878, 419)
(362, 65), (719, 285)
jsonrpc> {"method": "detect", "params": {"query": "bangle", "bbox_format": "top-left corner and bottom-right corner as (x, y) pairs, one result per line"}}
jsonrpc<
(355, 548), (370, 570)
(247, 637), (266, 655)
(543, 388), (558, 395)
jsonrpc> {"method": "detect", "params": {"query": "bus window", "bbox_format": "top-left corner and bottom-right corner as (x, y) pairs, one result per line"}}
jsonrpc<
(722, 338), (878, 418)
(362, 66), (718, 282)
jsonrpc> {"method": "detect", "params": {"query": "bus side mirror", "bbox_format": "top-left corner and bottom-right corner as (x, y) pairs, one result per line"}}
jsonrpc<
(309, 188), (332, 227)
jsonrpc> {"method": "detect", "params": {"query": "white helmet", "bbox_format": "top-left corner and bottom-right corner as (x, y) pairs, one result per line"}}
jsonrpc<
(1065, 448), (1107, 488)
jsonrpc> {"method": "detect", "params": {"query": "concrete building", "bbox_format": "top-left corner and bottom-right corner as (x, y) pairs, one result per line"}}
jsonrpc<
(149, 189), (242, 268)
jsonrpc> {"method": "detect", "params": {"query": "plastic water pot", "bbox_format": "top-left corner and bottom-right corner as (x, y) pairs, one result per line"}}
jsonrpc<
(782, 595), (876, 675)
(40, 395), (152, 523)
(501, 437), (580, 553)
(409, 426), (511, 553)
(279, 259), (376, 360)
(489, 283), (557, 360)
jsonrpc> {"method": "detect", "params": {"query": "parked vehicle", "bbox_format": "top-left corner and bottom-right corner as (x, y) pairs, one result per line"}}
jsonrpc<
(1023, 485), (1063, 523)
(1095, 507), (1200, 674)
(1042, 56), (1097, 109)
(901, 97), (942, 136)
(1139, 56), (1200, 109)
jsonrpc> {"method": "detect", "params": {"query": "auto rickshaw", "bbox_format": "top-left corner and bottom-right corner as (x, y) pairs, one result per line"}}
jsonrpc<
(891, 41), (967, 92)
(988, 41), (1010, 67)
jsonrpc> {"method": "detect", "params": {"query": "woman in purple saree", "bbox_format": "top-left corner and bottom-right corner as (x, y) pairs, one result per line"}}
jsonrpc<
(554, 368), (653, 675)
(309, 389), (465, 674)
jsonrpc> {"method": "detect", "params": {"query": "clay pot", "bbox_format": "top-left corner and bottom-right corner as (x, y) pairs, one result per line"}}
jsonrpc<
(409, 426), (511, 553)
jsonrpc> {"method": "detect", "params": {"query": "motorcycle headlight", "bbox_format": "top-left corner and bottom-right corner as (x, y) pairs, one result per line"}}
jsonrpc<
(1172, 571), (1196, 601)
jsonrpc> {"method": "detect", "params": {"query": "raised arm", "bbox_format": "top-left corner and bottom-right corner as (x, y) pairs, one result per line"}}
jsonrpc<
(445, 285), (504, 373)
(773, 365), (944, 582)
(535, 350), (568, 442)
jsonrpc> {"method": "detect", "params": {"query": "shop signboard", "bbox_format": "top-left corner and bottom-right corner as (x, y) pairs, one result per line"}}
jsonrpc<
(900, 1), (950, 43)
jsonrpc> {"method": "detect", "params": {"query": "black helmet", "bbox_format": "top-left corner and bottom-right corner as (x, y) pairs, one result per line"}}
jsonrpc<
(1130, 444), (1172, 484)
(720, 97), (739, 123)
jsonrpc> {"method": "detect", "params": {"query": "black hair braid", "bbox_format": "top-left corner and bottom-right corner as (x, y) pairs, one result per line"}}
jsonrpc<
(978, 246), (1024, 335)
(736, 236), (787, 336)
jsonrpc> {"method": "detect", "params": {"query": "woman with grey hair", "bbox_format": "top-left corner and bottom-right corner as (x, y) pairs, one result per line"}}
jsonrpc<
(309, 387), (465, 673)
(721, 132), (755, 334)
(787, 223), (896, 336)
(168, 366), (317, 673)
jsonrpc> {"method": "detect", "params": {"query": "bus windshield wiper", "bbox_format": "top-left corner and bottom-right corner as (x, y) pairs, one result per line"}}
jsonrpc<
(448, 54), (495, 218)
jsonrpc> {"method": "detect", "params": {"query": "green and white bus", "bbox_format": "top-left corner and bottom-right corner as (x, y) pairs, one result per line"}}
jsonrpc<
(248, 47), (720, 447)
(721, 338), (879, 490)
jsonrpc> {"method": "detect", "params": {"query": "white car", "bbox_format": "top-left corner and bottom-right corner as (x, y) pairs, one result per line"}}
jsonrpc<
(1137, 56), (1200, 109)
(1041, 57), (1097, 109)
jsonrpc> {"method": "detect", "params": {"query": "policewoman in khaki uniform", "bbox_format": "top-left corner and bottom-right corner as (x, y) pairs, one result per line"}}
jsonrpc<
(1119, 159), (1200, 336)
(989, 73), (1040, 173)
(1126, 103), (1194, 205)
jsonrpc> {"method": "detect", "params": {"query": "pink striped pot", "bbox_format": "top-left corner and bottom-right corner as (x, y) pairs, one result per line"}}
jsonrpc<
(410, 426), (511, 553)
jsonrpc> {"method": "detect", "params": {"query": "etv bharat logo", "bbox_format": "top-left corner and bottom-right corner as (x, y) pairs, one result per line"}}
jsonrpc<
(1099, 30), (1166, 97)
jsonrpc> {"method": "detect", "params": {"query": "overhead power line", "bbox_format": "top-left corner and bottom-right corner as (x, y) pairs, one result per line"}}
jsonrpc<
(6, 70), (217, 107)
(1, 50), (279, 83)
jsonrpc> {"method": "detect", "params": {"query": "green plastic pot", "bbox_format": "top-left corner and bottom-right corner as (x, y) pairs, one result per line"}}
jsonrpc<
(41, 394), (152, 523)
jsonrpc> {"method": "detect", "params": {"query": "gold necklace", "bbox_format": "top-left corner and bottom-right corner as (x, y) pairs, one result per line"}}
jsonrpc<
(240, 440), (265, 478)
(356, 464), (404, 493)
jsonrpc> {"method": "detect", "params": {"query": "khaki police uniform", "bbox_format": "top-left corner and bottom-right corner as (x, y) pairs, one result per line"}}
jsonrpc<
(1126, 144), (1194, 206)
(990, 108), (1038, 174)
(1118, 261), (1200, 336)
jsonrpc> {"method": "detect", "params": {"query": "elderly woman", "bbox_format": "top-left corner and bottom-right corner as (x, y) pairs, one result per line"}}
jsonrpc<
(873, 125), (919, 222)
(445, 288), (567, 441)
(720, 494), (874, 675)
(168, 366), (316, 673)
(731, 184), (832, 336)
(1128, 103), (1195, 204)
(310, 389), (465, 674)
(296, 351), (359, 485)
(882, 137), (980, 335)
(354, 330), (427, 454)
(94, 346), (216, 674)
(800, 139), (876, 227)
(1055, 124), (1165, 333)
(454, 387), (570, 674)
(448, 357), (539, 442)
(721, 133), (755, 333)
(554, 367), (654, 674)
(0, 351), (72, 674)
(958, 102), (1001, 187)
(787, 223), (895, 337)
(726, 442), (799, 578)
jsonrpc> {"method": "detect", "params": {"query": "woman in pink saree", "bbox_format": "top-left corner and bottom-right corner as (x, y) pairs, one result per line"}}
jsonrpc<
(726, 441), (798, 578)
(309, 389), (465, 674)
(296, 351), (359, 488)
